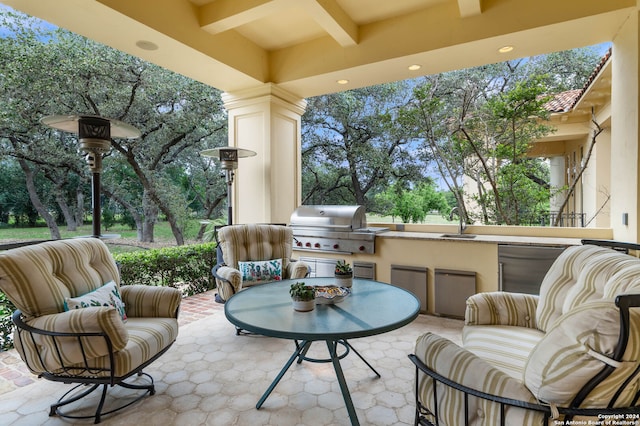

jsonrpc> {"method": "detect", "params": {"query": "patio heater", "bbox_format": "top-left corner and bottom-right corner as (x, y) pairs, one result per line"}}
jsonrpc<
(41, 115), (141, 238)
(200, 146), (256, 225)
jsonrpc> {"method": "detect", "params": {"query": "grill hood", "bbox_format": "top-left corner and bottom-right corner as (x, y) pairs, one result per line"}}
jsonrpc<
(289, 205), (366, 231)
(290, 205), (387, 254)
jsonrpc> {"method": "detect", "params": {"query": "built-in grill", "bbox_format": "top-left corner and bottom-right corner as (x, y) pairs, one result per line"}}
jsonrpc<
(289, 205), (388, 254)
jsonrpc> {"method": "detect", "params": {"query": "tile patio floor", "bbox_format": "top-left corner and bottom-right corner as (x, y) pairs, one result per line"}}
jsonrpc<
(0, 290), (463, 425)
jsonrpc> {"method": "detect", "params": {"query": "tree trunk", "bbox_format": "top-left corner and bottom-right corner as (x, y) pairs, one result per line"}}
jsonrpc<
(141, 191), (157, 243)
(75, 186), (84, 226)
(55, 187), (77, 231)
(553, 113), (603, 227)
(18, 159), (61, 239)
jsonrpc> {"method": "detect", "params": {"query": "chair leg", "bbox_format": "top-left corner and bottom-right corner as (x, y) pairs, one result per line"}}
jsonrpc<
(49, 373), (155, 424)
(49, 383), (101, 417)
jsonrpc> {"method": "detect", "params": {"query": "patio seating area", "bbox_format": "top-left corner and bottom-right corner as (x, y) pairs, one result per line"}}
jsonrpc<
(0, 289), (463, 425)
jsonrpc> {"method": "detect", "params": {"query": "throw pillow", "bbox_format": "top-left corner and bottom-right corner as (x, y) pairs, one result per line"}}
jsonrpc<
(65, 280), (127, 321)
(238, 258), (283, 284)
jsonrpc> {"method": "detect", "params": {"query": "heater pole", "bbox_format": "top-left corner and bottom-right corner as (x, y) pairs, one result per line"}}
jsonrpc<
(226, 169), (234, 225)
(92, 171), (101, 238)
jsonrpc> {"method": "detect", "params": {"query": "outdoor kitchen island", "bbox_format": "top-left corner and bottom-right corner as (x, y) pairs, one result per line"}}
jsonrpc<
(293, 226), (611, 316)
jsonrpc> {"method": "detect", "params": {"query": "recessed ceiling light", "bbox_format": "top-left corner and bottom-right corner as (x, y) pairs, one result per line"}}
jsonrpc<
(136, 40), (159, 51)
(337, 79), (349, 85)
(498, 45), (514, 53)
(408, 64), (421, 71)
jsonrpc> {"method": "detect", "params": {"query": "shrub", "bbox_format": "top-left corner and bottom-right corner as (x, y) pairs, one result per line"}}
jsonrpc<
(114, 242), (217, 296)
(0, 292), (16, 351)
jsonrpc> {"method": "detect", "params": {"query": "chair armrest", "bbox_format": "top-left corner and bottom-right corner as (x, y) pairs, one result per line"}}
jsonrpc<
(212, 265), (241, 301)
(465, 291), (539, 328)
(13, 307), (128, 374)
(120, 285), (181, 318)
(286, 259), (310, 279)
(410, 332), (640, 424)
(411, 332), (545, 425)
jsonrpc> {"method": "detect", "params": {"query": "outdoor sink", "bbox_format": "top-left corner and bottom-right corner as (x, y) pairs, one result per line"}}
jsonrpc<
(440, 233), (477, 239)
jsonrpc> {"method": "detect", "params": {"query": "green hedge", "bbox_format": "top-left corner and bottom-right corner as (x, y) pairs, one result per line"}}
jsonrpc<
(0, 292), (16, 351)
(114, 242), (217, 296)
(0, 242), (218, 351)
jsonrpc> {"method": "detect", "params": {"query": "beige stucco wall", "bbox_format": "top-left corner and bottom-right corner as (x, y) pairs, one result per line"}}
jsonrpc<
(611, 10), (640, 241)
(594, 128), (612, 228)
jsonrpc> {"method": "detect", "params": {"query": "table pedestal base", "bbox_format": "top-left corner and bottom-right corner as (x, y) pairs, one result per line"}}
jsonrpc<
(256, 339), (380, 426)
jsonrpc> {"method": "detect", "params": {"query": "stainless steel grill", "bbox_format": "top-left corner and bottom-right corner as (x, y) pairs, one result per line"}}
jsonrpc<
(290, 205), (387, 254)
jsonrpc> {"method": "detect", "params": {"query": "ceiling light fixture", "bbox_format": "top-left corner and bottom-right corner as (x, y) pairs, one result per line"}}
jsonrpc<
(337, 79), (349, 85)
(408, 64), (421, 71)
(498, 45), (514, 54)
(136, 40), (159, 51)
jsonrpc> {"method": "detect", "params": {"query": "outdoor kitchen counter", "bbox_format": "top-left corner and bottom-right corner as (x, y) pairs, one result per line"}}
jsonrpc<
(295, 227), (611, 315)
(377, 231), (583, 247)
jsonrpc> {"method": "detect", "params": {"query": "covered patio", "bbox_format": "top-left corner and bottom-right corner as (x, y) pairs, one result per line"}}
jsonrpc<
(1, 1), (640, 424)
(0, 290), (463, 425)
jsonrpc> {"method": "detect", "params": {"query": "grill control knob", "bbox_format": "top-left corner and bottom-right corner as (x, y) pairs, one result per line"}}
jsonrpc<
(359, 245), (366, 251)
(305, 242), (311, 247)
(333, 244), (339, 249)
(314, 243), (321, 248)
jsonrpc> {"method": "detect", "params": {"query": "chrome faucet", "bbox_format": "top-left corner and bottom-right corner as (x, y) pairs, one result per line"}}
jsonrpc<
(449, 206), (467, 235)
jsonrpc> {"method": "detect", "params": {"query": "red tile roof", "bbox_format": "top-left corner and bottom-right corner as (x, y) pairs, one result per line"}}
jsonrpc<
(544, 48), (611, 113)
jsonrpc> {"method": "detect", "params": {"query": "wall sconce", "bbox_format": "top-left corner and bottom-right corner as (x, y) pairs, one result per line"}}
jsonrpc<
(200, 146), (256, 225)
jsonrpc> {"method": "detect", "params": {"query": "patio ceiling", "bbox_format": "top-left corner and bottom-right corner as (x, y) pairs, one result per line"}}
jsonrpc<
(1, 0), (635, 98)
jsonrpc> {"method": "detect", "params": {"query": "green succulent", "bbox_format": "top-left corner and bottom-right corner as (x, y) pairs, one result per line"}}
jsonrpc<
(335, 260), (352, 275)
(289, 282), (315, 301)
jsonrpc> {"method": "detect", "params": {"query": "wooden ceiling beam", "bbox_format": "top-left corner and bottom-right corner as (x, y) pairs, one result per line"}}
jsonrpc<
(199, 0), (285, 34)
(457, 0), (482, 18)
(301, 0), (358, 46)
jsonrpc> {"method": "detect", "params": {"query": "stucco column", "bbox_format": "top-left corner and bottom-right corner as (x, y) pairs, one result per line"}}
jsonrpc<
(611, 8), (640, 240)
(222, 84), (307, 225)
(549, 156), (565, 223)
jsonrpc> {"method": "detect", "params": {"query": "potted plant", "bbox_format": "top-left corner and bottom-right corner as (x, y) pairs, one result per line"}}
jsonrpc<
(289, 281), (315, 312)
(334, 260), (353, 288)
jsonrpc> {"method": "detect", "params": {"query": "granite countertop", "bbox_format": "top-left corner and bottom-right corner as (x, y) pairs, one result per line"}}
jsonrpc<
(377, 231), (582, 247)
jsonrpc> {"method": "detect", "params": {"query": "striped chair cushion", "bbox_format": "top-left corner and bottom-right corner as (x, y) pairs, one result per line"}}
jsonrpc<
(463, 325), (544, 379)
(416, 332), (545, 426)
(14, 316), (177, 378)
(287, 260), (310, 280)
(603, 262), (640, 298)
(121, 285), (181, 319)
(465, 291), (539, 328)
(536, 245), (633, 332)
(14, 307), (128, 373)
(79, 317), (179, 378)
(525, 301), (640, 407)
(0, 238), (120, 320)
(214, 266), (242, 301)
(218, 224), (294, 272)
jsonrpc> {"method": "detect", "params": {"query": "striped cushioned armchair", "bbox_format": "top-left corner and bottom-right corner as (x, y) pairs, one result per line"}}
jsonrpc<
(212, 224), (310, 303)
(0, 238), (181, 424)
(410, 240), (640, 425)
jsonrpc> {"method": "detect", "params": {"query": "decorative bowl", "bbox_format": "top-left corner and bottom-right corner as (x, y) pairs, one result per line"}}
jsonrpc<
(314, 285), (351, 304)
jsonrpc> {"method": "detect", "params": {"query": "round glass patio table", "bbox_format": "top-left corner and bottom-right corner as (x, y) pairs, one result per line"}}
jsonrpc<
(224, 277), (421, 426)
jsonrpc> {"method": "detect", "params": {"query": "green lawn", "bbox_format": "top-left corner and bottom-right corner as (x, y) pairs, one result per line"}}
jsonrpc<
(1, 214), (453, 246)
(0, 219), (207, 245)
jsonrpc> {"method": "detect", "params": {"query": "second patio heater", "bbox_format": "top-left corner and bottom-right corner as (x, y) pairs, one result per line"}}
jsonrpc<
(200, 146), (256, 225)
(41, 115), (141, 238)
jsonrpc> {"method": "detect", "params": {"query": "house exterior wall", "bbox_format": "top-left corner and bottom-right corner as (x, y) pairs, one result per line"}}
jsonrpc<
(611, 11), (640, 241)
